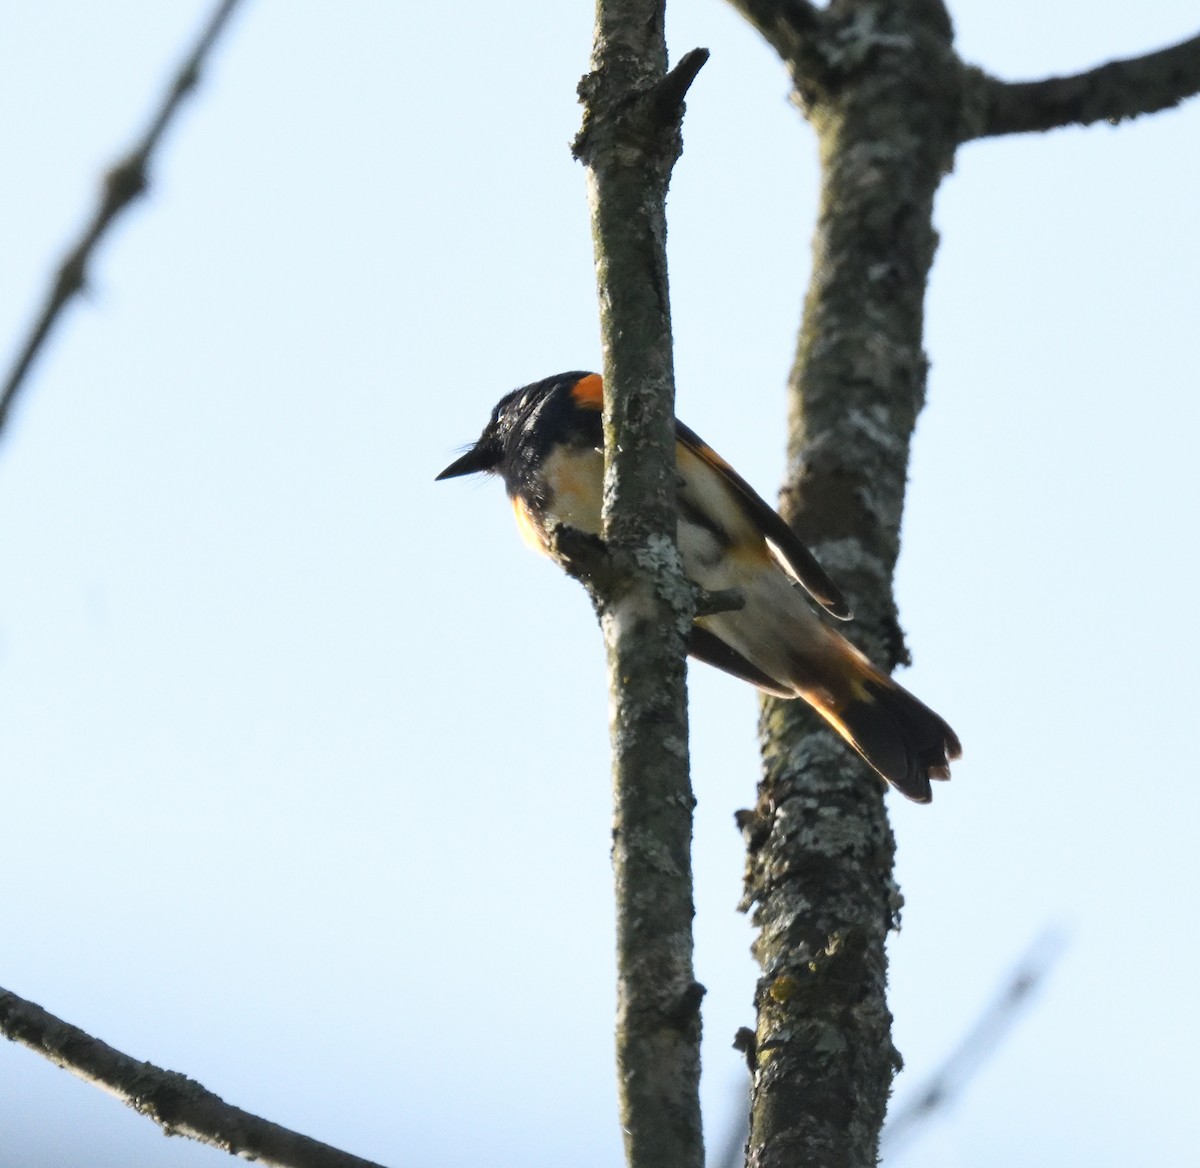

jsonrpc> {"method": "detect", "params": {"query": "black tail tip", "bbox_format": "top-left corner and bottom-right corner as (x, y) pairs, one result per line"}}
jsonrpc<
(841, 680), (960, 804)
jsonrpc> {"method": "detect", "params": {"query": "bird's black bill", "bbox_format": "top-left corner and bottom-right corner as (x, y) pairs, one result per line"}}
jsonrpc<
(435, 445), (494, 481)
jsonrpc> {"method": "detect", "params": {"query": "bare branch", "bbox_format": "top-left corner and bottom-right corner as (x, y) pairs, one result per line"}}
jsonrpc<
(574, 6), (710, 1166)
(692, 586), (744, 618)
(0, 0), (248, 442)
(712, 1068), (751, 1168)
(652, 47), (711, 120)
(0, 986), (388, 1168)
(881, 929), (1067, 1157)
(546, 523), (616, 593)
(969, 29), (1200, 139)
(727, 3), (963, 1165)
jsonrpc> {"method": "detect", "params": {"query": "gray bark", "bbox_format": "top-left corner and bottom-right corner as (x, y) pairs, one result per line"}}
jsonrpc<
(0, 988), (385, 1168)
(573, 9), (709, 1168)
(724, 2), (1200, 1165)
(968, 28), (1200, 138)
(730, 2), (966, 1165)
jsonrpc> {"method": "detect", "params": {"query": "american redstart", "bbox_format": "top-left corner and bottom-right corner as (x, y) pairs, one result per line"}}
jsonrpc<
(437, 371), (960, 802)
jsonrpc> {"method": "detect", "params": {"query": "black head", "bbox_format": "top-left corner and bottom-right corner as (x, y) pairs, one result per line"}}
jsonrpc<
(434, 390), (515, 481)
(434, 432), (502, 481)
(435, 371), (597, 483)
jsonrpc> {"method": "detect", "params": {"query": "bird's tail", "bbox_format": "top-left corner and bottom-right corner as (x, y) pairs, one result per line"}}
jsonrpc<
(692, 567), (960, 801)
(800, 637), (961, 804)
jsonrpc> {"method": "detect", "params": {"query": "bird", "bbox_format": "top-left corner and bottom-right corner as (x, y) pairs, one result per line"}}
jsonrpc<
(436, 370), (960, 802)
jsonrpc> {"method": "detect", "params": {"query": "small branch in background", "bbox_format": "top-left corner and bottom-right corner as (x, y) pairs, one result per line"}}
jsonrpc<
(712, 1069), (752, 1168)
(0, 0), (248, 441)
(0, 986), (388, 1168)
(970, 29), (1200, 138)
(880, 927), (1068, 1160)
(716, 928), (1065, 1168)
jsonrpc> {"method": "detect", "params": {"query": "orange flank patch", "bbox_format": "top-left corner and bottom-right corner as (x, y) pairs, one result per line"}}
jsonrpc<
(509, 446), (605, 556)
(570, 373), (604, 410)
(512, 496), (548, 555)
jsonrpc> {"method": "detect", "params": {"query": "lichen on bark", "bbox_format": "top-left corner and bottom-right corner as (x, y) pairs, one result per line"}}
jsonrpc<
(731, 3), (964, 1166)
(573, 6), (709, 1167)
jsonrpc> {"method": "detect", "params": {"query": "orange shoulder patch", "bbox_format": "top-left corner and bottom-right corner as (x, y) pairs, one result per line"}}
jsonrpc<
(570, 373), (604, 410)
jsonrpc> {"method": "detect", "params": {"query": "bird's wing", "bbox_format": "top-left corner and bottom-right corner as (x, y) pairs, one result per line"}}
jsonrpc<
(674, 420), (852, 620)
(687, 625), (794, 697)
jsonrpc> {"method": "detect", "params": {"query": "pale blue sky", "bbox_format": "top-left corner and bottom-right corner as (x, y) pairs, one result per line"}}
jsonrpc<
(2, 3), (1198, 1166)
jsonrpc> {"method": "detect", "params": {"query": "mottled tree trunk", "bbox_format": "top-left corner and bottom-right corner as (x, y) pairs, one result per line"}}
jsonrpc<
(571, 0), (1200, 1161)
(732, 3), (963, 1166)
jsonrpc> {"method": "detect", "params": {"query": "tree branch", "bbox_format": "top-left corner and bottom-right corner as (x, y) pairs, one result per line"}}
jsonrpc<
(723, 0), (821, 71)
(881, 929), (1066, 1156)
(0, 986), (388, 1168)
(969, 28), (1200, 138)
(727, 2), (962, 1165)
(0, 0), (247, 442)
(573, 6), (709, 1167)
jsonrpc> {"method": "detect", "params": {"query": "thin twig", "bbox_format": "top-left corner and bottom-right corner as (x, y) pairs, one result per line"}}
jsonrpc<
(712, 1072), (751, 1168)
(880, 928), (1067, 1158)
(0, 986), (389, 1168)
(547, 523), (617, 594)
(0, 0), (248, 440)
(652, 48), (712, 119)
(693, 586), (744, 618)
(969, 29), (1200, 138)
